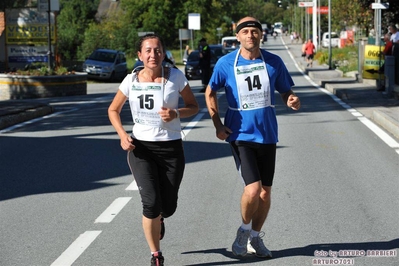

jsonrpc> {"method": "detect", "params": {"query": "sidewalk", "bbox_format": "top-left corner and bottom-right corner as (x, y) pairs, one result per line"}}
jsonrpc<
(0, 101), (53, 130)
(281, 35), (399, 140)
(1, 38), (398, 140)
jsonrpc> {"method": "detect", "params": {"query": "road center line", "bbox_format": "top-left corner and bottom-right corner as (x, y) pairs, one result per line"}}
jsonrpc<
(50, 230), (101, 266)
(94, 197), (132, 223)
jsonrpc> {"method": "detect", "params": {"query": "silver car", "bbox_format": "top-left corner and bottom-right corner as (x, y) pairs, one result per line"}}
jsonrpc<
(83, 49), (128, 81)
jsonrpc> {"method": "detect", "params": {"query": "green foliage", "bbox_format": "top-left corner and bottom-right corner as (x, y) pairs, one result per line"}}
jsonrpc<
(50, 0), (399, 61)
(77, 10), (138, 60)
(316, 46), (359, 73)
(55, 66), (69, 75)
(57, 0), (99, 60)
(15, 64), (71, 76)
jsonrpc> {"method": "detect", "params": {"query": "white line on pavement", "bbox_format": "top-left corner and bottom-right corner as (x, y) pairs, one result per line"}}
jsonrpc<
(282, 38), (399, 155)
(181, 108), (208, 138)
(94, 197), (132, 223)
(50, 230), (102, 266)
(0, 108), (78, 133)
(126, 180), (138, 190)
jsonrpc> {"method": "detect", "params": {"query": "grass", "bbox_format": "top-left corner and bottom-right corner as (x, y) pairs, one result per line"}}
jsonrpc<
(315, 45), (359, 73)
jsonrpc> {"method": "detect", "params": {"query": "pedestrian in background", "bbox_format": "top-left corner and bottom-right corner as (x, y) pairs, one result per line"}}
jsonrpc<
(301, 40), (306, 60)
(198, 38), (211, 92)
(377, 33), (394, 91)
(204, 16), (301, 259)
(108, 33), (199, 266)
(183, 45), (191, 64)
(305, 38), (315, 67)
(388, 24), (399, 43)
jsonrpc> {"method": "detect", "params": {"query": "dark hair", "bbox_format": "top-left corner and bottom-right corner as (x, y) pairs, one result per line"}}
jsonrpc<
(136, 33), (166, 54)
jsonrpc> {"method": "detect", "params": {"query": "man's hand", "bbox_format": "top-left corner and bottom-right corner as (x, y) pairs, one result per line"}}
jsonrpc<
(287, 94), (301, 110)
(216, 125), (232, 141)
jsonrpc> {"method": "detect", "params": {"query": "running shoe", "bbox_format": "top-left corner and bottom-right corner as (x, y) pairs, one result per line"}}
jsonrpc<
(232, 227), (251, 256)
(247, 232), (272, 258)
(160, 217), (165, 240)
(151, 251), (164, 266)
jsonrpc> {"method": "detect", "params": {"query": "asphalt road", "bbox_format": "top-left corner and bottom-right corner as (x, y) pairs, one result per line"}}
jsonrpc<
(1, 37), (398, 266)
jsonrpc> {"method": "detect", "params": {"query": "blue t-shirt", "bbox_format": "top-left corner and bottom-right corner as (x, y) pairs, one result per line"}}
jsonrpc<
(209, 49), (294, 144)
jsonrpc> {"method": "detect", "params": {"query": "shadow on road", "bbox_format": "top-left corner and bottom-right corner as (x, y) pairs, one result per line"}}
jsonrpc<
(181, 238), (399, 265)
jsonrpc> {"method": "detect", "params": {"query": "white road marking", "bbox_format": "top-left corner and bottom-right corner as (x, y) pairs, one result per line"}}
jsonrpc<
(126, 180), (138, 190)
(94, 197), (132, 223)
(282, 38), (399, 155)
(0, 108), (78, 133)
(50, 230), (102, 266)
(181, 108), (208, 138)
(0, 95), (113, 134)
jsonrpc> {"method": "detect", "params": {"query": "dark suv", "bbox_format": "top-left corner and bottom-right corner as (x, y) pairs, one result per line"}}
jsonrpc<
(83, 49), (127, 81)
(184, 45), (228, 80)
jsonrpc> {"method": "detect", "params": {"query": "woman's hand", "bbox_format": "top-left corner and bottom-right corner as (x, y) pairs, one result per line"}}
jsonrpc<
(121, 135), (135, 151)
(158, 107), (178, 122)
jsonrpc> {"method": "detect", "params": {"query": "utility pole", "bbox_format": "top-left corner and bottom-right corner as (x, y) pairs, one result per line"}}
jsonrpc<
(312, 0), (317, 50)
(328, 0), (332, 69)
(47, 0), (52, 71)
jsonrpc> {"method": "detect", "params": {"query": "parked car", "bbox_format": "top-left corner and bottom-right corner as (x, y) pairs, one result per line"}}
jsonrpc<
(83, 49), (127, 81)
(133, 50), (176, 69)
(322, 32), (340, 48)
(184, 44), (229, 80)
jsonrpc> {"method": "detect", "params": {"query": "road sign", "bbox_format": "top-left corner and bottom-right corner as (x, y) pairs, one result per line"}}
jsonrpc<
(371, 3), (389, 9)
(37, 0), (60, 12)
(298, 1), (314, 7)
(307, 6), (329, 14)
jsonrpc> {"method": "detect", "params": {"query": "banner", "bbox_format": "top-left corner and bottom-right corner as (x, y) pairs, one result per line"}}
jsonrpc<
(362, 45), (384, 79)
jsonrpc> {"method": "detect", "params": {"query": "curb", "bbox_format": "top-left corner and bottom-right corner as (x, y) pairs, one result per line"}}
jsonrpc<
(372, 110), (399, 139)
(0, 105), (54, 130)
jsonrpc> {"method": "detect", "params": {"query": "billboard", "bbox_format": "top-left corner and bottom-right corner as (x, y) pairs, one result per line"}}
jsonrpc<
(6, 8), (55, 45)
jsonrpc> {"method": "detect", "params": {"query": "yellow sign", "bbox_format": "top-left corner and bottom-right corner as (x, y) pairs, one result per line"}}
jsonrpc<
(6, 24), (55, 44)
(362, 45), (384, 79)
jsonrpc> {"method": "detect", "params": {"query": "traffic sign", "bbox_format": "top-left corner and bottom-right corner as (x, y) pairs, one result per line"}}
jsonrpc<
(298, 1), (314, 7)
(371, 3), (389, 9)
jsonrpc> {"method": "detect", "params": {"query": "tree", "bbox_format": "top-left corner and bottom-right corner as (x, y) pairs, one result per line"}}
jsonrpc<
(331, 0), (373, 33)
(57, 0), (99, 60)
(358, 0), (399, 31)
(77, 9), (138, 59)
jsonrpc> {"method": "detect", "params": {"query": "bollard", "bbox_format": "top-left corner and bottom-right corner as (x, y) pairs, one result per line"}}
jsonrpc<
(384, 56), (395, 96)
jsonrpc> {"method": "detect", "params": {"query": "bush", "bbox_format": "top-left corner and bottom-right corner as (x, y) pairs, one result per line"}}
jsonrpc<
(10, 64), (74, 76)
(316, 46), (359, 73)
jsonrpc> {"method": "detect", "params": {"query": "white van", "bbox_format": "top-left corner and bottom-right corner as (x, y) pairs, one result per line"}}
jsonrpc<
(221, 36), (239, 50)
(322, 32), (340, 48)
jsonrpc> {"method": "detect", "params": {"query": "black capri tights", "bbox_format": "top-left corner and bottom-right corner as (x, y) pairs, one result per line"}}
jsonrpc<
(128, 138), (185, 219)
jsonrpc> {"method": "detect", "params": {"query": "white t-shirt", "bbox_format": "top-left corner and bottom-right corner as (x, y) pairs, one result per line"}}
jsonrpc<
(390, 32), (399, 43)
(119, 67), (188, 141)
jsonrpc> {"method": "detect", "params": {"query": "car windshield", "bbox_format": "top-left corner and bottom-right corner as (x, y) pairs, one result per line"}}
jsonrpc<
(187, 51), (200, 61)
(325, 33), (339, 39)
(88, 51), (116, 63)
(187, 48), (227, 63)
